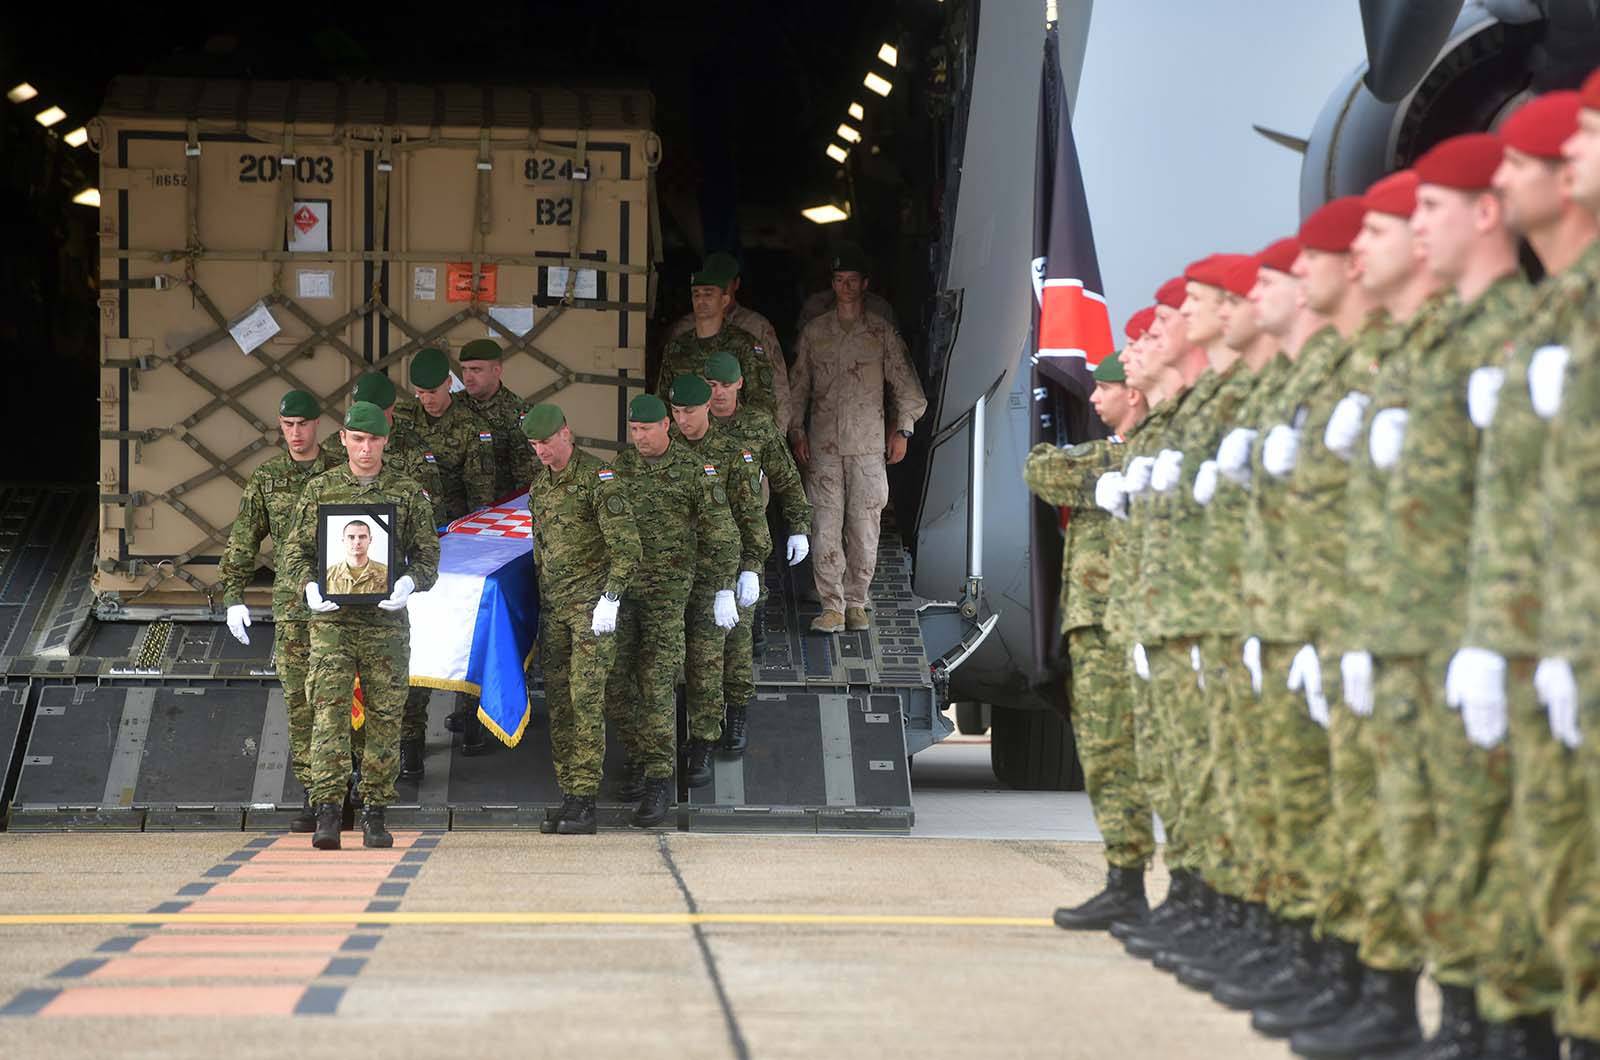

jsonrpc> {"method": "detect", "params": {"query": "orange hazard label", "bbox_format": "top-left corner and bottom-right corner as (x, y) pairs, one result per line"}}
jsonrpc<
(447, 263), (497, 302)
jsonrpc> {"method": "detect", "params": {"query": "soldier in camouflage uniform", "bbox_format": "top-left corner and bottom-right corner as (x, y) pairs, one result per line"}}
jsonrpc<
(459, 338), (536, 498)
(705, 349), (813, 754)
(522, 403), (642, 835)
(219, 389), (341, 831)
(657, 258), (782, 428)
(603, 394), (740, 827)
(668, 373), (770, 785)
(667, 253), (793, 435)
(281, 401), (439, 850)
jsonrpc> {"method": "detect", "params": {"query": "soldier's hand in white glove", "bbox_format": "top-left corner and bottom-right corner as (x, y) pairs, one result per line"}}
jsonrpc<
(785, 534), (810, 565)
(1242, 636), (1262, 695)
(1217, 428), (1258, 486)
(713, 589), (739, 631)
(376, 575), (416, 612)
(305, 582), (339, 613)
(1368, 409), (1409, 470)
(1468, 366), (1505, 428)
(225, 604), (252, 645)
(1193, 460), (1219, 506)
(1095, 471), (1128, 519)
(1446, 647), (1505, 715)
(1151, 449), (1184, 493)
(1123, 457), (1155, 496)
(736, 571), (761, 608)
(591, 594), (620, 635)
(1536, 657), (1582, 749)
(1288, 643), (1329, 727)
(1324, 392), (1371, 460)
(1262, 424), (1300, 478)
(1133, 642), (1150, 681)
(1529, 345), (1570, 420)
(1341, 651), (1374, 716)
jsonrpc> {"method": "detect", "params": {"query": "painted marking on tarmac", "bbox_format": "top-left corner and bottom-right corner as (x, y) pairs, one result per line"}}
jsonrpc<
(0, 911), (1053, 928)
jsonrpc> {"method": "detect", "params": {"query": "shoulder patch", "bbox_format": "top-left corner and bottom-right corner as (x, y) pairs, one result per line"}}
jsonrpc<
(712, 483), (728, 505)
(740, 449), (755, 463)
(606, 494), (625, 515)
(1066, 442), (1097, 457)
(703, 463), (718, 477)
(752, 344), (764, 354)
(597, 468), (616, 482)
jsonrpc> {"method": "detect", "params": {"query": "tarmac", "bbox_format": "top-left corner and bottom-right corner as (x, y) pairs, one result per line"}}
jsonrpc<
(0, 734), (1422, 1059)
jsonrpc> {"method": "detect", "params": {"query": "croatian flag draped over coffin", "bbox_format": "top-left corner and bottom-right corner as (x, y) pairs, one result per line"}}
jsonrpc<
(406, 498), (540, 746)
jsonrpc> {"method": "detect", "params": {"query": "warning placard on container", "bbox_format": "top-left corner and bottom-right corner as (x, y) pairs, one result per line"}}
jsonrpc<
(413, 266), (437, 301)
(545, 266), (599, 301)
(446, 263), (496, 302)
(287, 200), (330, 253)
(488, 305), (535, 337)
(297, 270), (334, 300)
(229, 301), (281, 355)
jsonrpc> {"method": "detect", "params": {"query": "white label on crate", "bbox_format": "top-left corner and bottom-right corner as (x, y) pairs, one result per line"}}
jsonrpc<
(286, 200), (329, 253)
(488, 305), (534, 337)
(448, 371), (466, 394)
(545, 266), (598, 300)
(296, 270), (334, 300)
(229, 301), (280, 355)
(413, 266), (437, 301)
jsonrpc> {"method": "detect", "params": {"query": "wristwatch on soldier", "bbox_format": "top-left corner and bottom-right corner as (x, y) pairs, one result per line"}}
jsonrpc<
(896, 429), (912, 439)
(602, 591), (620, 603)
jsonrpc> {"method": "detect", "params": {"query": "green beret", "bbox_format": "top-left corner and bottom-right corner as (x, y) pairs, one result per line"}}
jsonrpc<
(703, 350), (742, 384)
(704, 251), (741, 280)
(278, 390), (318, 420)
(629, 394), (669, 422)
(343, 401), (391, 437)
(521, 403), (566, 441)
(460, 339), (502, 362)
(830, 241), (869, 275)
(1093, 352), (1127, 384)
(352, 372), (397, 410)
(689, 267), (730, 289)
(669, 373), (712, 407)
(409, 347), (450, 389)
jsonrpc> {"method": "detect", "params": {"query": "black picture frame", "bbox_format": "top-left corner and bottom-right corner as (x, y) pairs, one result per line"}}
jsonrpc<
(315, 503), (398, 606)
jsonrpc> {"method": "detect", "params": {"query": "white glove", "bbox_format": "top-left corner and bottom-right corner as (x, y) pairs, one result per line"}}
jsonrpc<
(1190, 643), (1206, 691)
(1217, 428), (1258, 486)
(1123, 457), (1155, 496)
(376, 574), (416, 612)
(1133, 643), (1150, 681)
(1368, 408), (1409, 470)
(713, 589), (739, 630)
(1468, 366), (1506, 429)
(1193, 460), (1219, 506)
(1529, 344), (1570, 419)
(225, 604), (252, 645)
(1151, 449), (1184, 493)
(1536, 657), (1582, 749)
(1288, 643), (1329, 728)
(1446, 647), (1506, 718)
(1324, 392), (1371, 460)
(736, 570), (761, 608)
(305, 582), (339, 613)
(591, 594), (620, 635)
(1341, 651), (1374, 716)
(1242, 637), (1262, 695)
(1262, 424), (1300, 478)
(1095, 471), (1128, 520)
(786, 534), (810, 565)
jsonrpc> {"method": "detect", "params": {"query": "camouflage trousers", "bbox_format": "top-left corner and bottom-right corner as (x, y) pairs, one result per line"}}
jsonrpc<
(541, 599), (617, 797)
(1260, 639), (1331, 922)
(400, 686), (430, 743)
(273, 619), (314, 788)
(305, 620), (407, 806)
(1200, 634), (1248, 899)
(684, 586), (729, 743)
(1129, 642), (1174, 865)
(804, 453), (888, 614)
(722, 599), (758, 710)
(1157, 637), (1221, 882)
(1219, 635), (1275, 904)
(1068, 626), (1154, 870)
(604, 594), (687, 780)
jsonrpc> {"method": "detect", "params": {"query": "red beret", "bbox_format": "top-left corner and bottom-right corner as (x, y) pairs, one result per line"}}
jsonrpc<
(1255, 236), (1302, 274)
(1500, 91), (1580, 159)
(1414, 133), (1504, 191)
(1584, 68), (1600, 113)
(1362, 170), (1420, 218)
(1212, 253), (1259, 297)
(1154, 277), (1188, 309)
(1125, 306), (1156, 340)
(1184, 254), (1233, 290)
(1298, 196), (1367, 252)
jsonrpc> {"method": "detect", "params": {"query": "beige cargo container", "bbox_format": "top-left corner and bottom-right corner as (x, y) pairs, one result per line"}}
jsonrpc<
(89, 77), (659, 613)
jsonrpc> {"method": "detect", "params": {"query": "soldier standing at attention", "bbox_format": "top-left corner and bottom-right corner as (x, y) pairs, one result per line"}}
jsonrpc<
(788, 243), (928, 633)
(604, 394), (740, 826)
(667, 253), (792, 435)
(521, 404), (642, 835)
(458, 338), (535, 498)
(219, 389), (340, 832)
(282, 402), (439, 850)
(657, 259), (781, 427)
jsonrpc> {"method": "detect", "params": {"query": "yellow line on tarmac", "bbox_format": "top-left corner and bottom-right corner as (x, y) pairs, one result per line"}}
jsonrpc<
(0, 911), (1052, 929)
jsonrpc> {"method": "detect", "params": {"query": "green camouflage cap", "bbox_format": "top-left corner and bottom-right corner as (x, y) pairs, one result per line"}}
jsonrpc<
(343, 401), (391, 437)
(459, 338), (502, 362)
(409, 347), (450, 389)
(521, 403), (566, 441)
(352, 372), (397, 409)
(278, 389), (319, 419)
(703, 350), (743, 384)
(1093, 352), (1127, 384)
(629, 394), (669, 422)
(669, 373), (713, 407)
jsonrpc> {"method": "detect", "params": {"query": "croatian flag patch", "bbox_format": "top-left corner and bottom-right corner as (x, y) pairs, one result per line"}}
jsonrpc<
(478, 431), (494, 442)
(597, 469), (615, 482)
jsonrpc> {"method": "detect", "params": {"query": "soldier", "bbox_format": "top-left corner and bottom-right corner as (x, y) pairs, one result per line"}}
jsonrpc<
(668, 374), (769, 785)
(788, 243), (929, 632)
(458, 338), (536, 498)
(667, 253), (793, 435)
(1025, 349), (1154, 930)
(704, 349), (813, 753)
(657, 259), (782, 427)
(796, 241), (900, 333)
(281, 401), (440, 850)
(522, 403), (642, 834)
(324, 520), (389, 593)
(603, 394), (740, 826)
(219, 389), (341, 832)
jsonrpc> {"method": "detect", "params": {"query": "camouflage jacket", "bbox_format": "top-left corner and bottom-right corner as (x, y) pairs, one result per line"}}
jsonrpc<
(218, 446), (342, 615)
(1102, 401), (1179, 642)
(612, 439), (740, 600)
(280, 463), (440, 628)
(670, 305), (793, 434)
(1023, 438), (1122, 633)
(466, 384), (536, 501)
(788, 310), (928, 457)
(712, 403), (812, 534)
(526, 448), (642, 609)
(674, 423), (771, 575)
(323, 420), (446, 528)
(416, 397), (497, 521)
(1541, 272), (1600, 660)
(658, 324), (781, 427)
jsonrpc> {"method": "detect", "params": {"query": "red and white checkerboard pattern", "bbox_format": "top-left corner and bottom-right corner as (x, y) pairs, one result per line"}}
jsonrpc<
(445, 505), (532, 539)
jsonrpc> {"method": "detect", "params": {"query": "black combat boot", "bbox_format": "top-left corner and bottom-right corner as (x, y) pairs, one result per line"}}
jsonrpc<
(683, 740), (714, 788)
(1479, 1013), (1557, 1060)
(1156, 893), (1244, 971)
(616, 761), (647, 803)
(719, 703), (750, 755)
(1053, 866), (1148, 930)
(361, 806), (393, 849)
(539, 800), (567, 834)
(1213, 917), (1318, 1009)
(461, 712), (491, 757)
(632, 777), (672, 828)
(1170, 900), (1261, 989)
(1288, 966), (1421, 1059)
(1129, 877), (1213, 959)
(399, 739), (424, 781)
(1417, 984), (1486, 1059)
(312, 802), (342, 850)
(1181, 902), (1279, 989)
(1251, 938), (1361, 1037)
(290, 795), (317, 833)
(1112, 869), (1187, 940)
(555, 795), (597, 835)
(444, 707), (466, 733)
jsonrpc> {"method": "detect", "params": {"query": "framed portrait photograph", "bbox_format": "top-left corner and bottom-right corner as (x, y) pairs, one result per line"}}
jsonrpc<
(315, 503), (397, 606)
